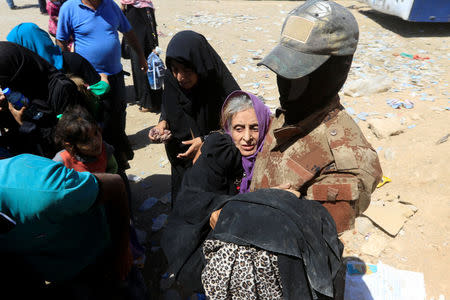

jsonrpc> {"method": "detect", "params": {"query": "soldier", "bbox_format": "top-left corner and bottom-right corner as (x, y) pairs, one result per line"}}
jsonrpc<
(251, 0), (382, 233)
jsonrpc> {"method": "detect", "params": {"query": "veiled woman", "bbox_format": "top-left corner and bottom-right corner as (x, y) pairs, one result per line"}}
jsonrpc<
(149, 30), (240, 205)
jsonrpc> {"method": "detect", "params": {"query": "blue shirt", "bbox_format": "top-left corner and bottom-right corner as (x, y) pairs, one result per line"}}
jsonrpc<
(57, 0), (131, 75)
(0, 154), (110, 282)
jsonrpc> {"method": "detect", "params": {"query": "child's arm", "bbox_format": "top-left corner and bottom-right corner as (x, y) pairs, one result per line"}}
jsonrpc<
(52, 150), (65, 164)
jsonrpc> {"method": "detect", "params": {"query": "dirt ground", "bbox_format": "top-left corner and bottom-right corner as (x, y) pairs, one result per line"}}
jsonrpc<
(1, 0), (449, 298)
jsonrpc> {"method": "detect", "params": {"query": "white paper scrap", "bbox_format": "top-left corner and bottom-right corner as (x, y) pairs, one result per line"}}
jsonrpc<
(344, 261), (426, 300)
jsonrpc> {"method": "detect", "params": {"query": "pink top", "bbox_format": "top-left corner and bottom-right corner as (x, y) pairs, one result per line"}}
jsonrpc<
(120, 0), (154, 9)
(46, 0), (61, 36)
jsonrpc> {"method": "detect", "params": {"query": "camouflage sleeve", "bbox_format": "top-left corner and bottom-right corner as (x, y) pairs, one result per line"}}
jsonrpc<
(304, 169), (379, 214)
(318, 112), (383, 214)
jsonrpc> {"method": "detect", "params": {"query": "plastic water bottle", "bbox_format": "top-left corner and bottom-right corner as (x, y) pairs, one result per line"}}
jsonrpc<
(2, 88), (29, 109)
(147, 52), (165, 90)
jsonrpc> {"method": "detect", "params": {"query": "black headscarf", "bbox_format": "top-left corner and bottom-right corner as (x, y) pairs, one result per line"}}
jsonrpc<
(0, 42), (79, 115)
(277, 55), (353, 125)
(161, 31), (240, 163)
(62, 52), (101, 86)
(0, 42), (80, 157)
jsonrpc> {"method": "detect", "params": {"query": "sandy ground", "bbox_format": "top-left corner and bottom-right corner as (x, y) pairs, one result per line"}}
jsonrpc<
(1, 0), (449, 298)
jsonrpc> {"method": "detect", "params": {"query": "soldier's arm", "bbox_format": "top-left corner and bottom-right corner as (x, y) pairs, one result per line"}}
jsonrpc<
(304, 167), (381, 233)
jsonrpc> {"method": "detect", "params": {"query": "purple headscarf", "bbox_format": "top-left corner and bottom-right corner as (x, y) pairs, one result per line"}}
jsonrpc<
(222, 90), (272, 194)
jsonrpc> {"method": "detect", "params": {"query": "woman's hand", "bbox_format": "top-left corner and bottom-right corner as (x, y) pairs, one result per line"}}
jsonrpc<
(0, 90), (7, 112)
(210, 209), (222, 229)
(149, 120), (172, 143)
(177, 137), (203, 159)
(8, 102), (25, 126)
(272, 183), (300, 198)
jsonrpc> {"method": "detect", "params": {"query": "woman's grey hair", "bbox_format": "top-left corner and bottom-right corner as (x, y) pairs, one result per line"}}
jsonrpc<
(221, 94), (253, 130)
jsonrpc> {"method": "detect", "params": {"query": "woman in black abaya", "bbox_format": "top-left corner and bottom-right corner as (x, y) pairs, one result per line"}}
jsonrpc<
(121, 0), (161, 112)
(148, 30), (240, 205)
(0, 42), (80, 158)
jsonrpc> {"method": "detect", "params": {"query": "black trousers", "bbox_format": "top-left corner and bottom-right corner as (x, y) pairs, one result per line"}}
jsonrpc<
(38, 0), (47, 13)
(102, 71), (134, 171)
(125, 6), (161, 111)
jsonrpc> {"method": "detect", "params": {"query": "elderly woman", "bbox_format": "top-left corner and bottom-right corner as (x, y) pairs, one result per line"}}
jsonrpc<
(161, 91), (343, 299)
(148, 30), (240, 205)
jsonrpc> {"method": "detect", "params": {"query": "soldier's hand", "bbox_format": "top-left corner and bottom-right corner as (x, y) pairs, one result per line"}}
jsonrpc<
(273, 183), (300, 198)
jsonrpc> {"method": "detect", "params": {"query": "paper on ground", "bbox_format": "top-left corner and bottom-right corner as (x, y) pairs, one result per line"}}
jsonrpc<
(344, 261), (426, 300)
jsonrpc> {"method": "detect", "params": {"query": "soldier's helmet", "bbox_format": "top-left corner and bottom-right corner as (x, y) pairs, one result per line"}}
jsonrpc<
(258, 0), (359, 79)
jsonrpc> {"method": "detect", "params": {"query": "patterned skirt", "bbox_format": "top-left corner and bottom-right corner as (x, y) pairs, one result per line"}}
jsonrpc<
(201, 239), (283, 300)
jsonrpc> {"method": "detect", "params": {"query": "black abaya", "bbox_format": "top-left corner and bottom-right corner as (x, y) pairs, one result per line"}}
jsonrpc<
(124, 5), (161, 111)
(161, 30), (240, 204)
(0, 42), (80, 157)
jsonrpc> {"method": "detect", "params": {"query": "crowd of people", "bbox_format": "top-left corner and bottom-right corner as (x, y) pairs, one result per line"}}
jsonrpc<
(1, 0), (382, 299)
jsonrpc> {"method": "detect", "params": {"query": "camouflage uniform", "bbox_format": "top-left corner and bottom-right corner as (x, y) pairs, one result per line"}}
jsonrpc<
(250, 98), (382, 233)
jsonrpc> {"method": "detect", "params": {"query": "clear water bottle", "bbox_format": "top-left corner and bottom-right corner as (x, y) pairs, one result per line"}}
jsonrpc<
(147, 52), (165, 90)
(2, 88), (29, 109)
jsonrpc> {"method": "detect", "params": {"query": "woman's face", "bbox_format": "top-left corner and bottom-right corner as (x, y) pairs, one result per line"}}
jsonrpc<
(170, 60), (199, 90)
(75, 128), (103, 157)
(230, 108), (259, 157)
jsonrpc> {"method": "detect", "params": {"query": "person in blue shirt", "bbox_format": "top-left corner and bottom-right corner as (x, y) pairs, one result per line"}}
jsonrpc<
(0, 154), (132, 297)
(56, 0), (148, 171)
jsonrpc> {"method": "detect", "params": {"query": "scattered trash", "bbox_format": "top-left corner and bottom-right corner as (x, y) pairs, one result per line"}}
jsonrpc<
(127, 174), (143, 183)
(152, 214), (168, 232)
(159, 158), (170, 168)
(394, 52), (430, 60)
(356, 112), (369, 121)
(386, 98), (414, 109)
(343, 75), (390, 97)
(345, 107), (356, 115)
(407, 124), (416, 129)
(139, 197), (158, 212)
(229, 58), (237, 64)
(344, 261), (426, 300)
(355, 216), (375, 237)
(376, 176), (391, 188)
(436, 133), (450, 145)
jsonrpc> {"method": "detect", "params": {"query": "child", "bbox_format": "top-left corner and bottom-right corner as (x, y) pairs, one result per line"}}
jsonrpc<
(53, 105), (118, 173)
(47, 0), (65, 38)
(68, 73), (110, 124)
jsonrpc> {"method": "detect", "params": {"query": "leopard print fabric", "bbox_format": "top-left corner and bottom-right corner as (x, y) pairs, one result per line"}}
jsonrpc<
(201, 239), (283, 300)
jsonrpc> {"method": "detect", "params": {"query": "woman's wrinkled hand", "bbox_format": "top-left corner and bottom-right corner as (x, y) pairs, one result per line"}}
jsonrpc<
(148, 120), (172, 143)
(209, 209), (222, 230)
(8, 102), (25, 126)
(272, 183), (300, 198)
(177, 137), (202, 160)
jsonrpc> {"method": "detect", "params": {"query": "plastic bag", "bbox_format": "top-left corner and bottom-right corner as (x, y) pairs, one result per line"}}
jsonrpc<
(147, 52), (166, 90)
